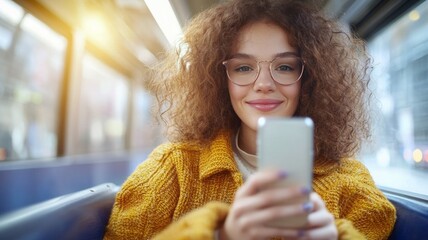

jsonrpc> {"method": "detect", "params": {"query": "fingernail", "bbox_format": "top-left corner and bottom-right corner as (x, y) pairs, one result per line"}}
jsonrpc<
(301, 186), (310, 195)
(278, 171), (288, 178)
(303, 202), (313, 212)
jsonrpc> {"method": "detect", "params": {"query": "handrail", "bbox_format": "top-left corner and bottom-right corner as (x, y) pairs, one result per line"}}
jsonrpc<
(378, 185), (428, 203)
(0, 183), (119, 240)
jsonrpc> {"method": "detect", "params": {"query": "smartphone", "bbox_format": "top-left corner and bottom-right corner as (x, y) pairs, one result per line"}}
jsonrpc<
(257, 117), (314, 228)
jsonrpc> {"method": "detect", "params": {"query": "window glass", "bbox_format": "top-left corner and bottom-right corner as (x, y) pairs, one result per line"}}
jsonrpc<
(0, 0), (67, 161)
(72, 53), (129, 154)
(130, 85), (162, 151)
(360, 1), (428, 196)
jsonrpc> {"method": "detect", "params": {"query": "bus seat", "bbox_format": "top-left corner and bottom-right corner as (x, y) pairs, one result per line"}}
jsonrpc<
(382, 188), (428, 240)
(2, 182), (427, 240)
(0, 183), (119, 240)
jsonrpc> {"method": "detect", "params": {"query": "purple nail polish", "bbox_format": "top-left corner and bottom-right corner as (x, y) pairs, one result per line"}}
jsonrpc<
(303, 202), (313, 212)
(301, 186), (310, 195)
(278, 171), (288, 178)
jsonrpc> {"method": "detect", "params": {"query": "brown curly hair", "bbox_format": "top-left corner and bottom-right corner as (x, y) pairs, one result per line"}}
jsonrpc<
(146, 0), (372, 162)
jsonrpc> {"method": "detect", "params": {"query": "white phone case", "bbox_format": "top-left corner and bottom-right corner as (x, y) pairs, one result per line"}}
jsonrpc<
(257, 117), (314, 228)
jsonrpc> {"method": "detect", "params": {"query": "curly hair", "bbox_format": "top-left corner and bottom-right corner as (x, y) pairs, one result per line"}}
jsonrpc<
(146, 0), (372, 162)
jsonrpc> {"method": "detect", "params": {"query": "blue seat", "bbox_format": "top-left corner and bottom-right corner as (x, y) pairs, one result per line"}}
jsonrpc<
(0, 183), (119, 240)
(1, 183), (427, 239)
(381, 187), (428, 240)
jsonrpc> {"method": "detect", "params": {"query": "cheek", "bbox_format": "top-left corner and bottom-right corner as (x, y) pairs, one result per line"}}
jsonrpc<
(228, 82), (245, 106)
(282, 83), (301, 101)
(279, 84), (301, 112)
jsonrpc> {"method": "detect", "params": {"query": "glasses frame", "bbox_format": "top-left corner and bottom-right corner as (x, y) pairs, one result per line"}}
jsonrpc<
(222, 56), (305, 86)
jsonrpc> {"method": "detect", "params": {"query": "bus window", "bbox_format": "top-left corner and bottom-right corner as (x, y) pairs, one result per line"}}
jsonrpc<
(129, 83), (162, 152)
(0, 0), (67, 161)
(360, 0), (428, 197)
(68, 53), (129, 155)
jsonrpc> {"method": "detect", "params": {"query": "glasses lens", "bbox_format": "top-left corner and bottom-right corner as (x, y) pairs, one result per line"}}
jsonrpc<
(224, 56), (304, 85)
(270, 57), (303, 85)
(224, 58), (258, 85)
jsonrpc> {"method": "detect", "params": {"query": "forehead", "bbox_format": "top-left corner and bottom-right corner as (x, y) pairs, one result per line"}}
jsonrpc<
(232, 20), (297, 59)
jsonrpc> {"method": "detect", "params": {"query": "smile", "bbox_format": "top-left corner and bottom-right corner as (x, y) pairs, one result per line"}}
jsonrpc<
(246, 99), (283, 112)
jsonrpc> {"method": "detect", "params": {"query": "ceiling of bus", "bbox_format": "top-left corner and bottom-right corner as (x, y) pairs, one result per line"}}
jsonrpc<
(34, 0), (381, 69)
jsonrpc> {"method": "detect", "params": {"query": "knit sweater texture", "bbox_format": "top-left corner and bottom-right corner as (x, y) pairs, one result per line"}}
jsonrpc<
(104, 131), (396, 240)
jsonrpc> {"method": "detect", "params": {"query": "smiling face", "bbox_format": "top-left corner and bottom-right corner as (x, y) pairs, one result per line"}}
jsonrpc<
(227, 20), (301, 143)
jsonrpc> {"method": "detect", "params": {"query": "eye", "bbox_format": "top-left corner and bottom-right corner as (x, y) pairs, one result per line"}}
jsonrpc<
(276, 64), (294, 72)
(233, 65), (253, 73)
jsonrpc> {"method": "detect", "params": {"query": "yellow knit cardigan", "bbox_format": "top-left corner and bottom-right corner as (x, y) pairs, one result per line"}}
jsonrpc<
(104, 131), (396, 240)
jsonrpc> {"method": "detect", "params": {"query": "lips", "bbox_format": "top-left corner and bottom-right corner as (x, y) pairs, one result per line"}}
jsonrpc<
(246, 99), (283, 112)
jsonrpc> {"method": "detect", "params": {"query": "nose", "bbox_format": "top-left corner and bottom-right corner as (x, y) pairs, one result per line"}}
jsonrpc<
(253, 62), (275, 92)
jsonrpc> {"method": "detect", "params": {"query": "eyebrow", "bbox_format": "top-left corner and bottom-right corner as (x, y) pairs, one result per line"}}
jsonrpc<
(230, 51), (300, 59)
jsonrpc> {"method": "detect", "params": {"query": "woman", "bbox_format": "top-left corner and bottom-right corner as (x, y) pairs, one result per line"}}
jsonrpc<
(104, 0), (396, 239)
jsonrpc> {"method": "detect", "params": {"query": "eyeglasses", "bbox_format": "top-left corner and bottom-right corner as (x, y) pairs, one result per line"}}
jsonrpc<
(222, 56), (305, 86)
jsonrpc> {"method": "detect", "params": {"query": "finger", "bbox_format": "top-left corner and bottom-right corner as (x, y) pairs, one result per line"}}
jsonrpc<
(310, 192), (325, 211)
(236, 202), (310, 230)
(299, 223), (338, 240)
(306, 209), (335, 228)
(232, 186), (309, 218)
(239, 226), (302, 240)
(236, 169), (287, 198)
(306, 194), (334, 228)
(255, 185), (309, 209)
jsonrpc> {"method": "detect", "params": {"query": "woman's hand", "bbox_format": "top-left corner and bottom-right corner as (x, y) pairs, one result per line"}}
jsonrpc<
(299, 193), (338, 240)
(219, 170), (337, 240)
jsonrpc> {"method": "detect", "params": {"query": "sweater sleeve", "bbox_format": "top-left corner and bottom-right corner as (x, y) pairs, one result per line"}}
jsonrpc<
(335, 219), (366, 239)
(335, 161), (396, 240)
(104, 146), (180, 240)
(153, 201), (230, 240)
